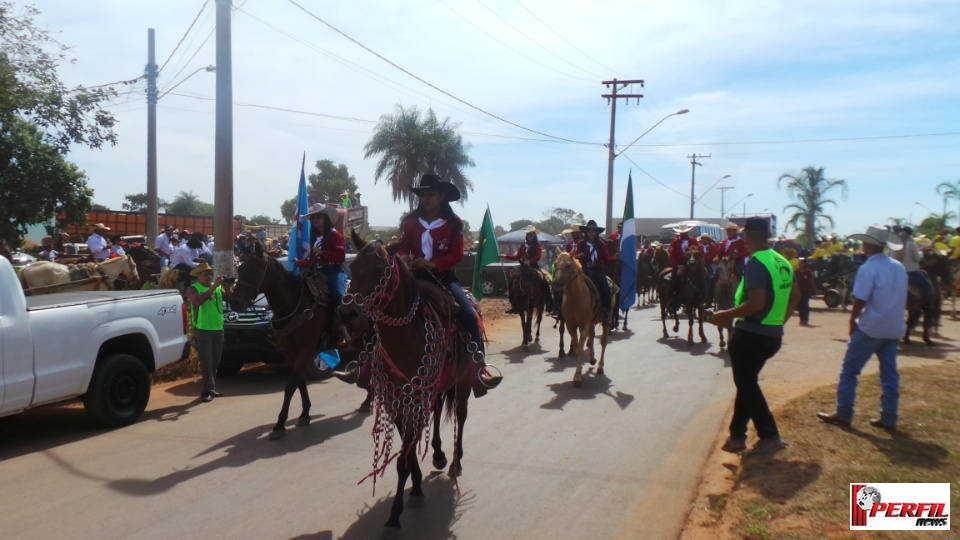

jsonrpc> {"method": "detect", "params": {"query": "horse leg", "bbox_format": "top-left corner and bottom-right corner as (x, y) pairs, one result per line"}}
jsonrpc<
(718, 327), (726, 349)
(903, 310), (915, 344)
(534, 306), (543, 344)
(432, 392), (447, 471)
(384, 434), (417, 533)
(521, 309), (530, 351)
(660, 305), (669, 338)
(621, 309), (628, 331)
(922, 306), (934, 346)
(673, 309), (680, 333)
(269, 374), (300, 440)
(358, 387), (373, 414)
(295, 376), (311, 427)
(449, 383), (469, 477)
(686, 309), (694, 345)
(571, 323), (585, 387)
(588, 323), (597, 366)
(597, 324), (608, 376)
(698, 306), (708, 343)
(558, 314), (567, 357)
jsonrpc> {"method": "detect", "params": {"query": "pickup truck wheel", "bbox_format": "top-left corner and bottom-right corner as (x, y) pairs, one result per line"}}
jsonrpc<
(84, 354), (151, 427)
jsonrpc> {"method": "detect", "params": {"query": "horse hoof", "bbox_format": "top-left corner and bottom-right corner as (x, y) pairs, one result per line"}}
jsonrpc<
(522, 345), (529, 352)
(589, 357), (597, 365)
(573, 380), (583, 388)
(448, 464), (462, 478)
(295, 417), (310, 427)
(268, 429), (286, 440)
(357, 403), (371, 414)
(597, 368), (604, 376)
(407, 495), (425, 508)
(433, 454), (448, 470)
(381, 526), (401, 540)
(559, 350), (566, 358)
(925, 340), (935, 347)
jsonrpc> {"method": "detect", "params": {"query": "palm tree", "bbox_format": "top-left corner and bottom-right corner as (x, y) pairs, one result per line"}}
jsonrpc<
(936, 178), (960, 228)
(364, 104), (475, 210)
(778, 166), (848, 250)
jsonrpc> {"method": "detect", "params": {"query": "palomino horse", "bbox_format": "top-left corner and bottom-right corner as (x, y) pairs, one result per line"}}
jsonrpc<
(345, 232), (472, 535)
(713, 256), (739, 349)
(513, 261), (547, 351)
(230, 242), (337, 439)
(19, 255), (140, 293)
(552, 252), (610, 387)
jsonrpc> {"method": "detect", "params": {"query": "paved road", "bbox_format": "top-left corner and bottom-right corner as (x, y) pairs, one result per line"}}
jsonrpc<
(0, 305), (737, 540)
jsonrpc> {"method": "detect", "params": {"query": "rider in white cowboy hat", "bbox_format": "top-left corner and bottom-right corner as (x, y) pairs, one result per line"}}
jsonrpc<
(293, 202), (349, 344)
(719, 222), (748, 274)
(564, 224), (583, 253)
(87, 223), (113, 261)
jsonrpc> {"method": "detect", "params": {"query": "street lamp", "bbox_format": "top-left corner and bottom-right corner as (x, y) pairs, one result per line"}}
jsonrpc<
(605, 108), (689, 232)
(159, 64), (216, 99)
(695, 174), (731, 218)
(914, 201), (935, 216)
(728, 193), (753, 217)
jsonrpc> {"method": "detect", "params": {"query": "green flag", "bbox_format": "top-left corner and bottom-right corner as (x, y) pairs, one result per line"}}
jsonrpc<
(472, 207), (499, 300)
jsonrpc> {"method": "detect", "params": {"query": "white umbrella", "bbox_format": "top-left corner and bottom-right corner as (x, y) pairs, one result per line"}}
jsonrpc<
(496, 229), (566, 245)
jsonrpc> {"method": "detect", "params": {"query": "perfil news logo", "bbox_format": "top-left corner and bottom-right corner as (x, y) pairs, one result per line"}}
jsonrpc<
(850, 483), (950, 530)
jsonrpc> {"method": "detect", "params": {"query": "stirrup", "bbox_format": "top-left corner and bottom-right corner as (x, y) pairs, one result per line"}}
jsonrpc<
(332, 361), (359, 384)
(478, 364), (503, 388)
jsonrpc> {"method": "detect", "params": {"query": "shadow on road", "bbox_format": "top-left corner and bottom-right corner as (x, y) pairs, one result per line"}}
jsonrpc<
(162, 364), (336, 398)
(105, 411), (367, 497)
(540, 373), (634, 411)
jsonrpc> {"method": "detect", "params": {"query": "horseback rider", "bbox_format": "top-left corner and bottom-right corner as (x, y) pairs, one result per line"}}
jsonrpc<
(701, 233), (720, 306)
(573, 219), (614, 326)
(718, 222), (747, 275)
(503, 225), (556, 315)
(892, 226), (934, 309)
(334, 174), (501, 397)
(565, 224), (582, 253)
(666, 223), (702, 307)
(292, 203), (350, 345)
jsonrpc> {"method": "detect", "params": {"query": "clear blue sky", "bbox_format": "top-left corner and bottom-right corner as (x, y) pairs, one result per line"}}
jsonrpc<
(33, 0), (960, 236)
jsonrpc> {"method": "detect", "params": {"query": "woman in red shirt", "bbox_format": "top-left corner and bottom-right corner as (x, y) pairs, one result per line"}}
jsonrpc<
(573, 220), (614, 326)
(503, 225), (546, 313)
(336, 174), (501, 396)
(293, 204), (346, 309)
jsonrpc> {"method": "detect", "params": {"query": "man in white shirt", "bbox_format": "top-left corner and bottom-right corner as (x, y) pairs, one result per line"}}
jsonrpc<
(86, 223), (112, 261)
(154, 225), (175, 267)
(892, 226), (932, 307)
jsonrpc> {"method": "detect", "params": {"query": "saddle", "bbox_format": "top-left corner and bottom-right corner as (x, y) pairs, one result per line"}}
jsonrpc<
(67, 262), (105, 282)
(304, 272), (331, 307)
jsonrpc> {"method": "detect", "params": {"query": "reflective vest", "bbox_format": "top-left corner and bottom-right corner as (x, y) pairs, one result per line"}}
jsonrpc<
(190, 283), (224, 331)
(735, 249), (793, 326)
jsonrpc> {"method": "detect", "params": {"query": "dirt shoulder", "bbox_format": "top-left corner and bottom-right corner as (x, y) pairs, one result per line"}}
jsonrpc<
(679, 304), (959, 539)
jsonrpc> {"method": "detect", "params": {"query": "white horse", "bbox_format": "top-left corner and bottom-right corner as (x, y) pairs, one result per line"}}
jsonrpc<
(20, 256), (140, 293)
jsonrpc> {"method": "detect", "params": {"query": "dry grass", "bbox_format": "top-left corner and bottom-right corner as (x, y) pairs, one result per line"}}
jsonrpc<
(151, 322), (201, 384)
(723, 362), (959, 539)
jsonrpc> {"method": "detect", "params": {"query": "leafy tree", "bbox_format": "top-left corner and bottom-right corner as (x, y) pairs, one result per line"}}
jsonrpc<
(0, 118), (92, 243)
(364, 104), (475, 210)
(0, 3), (119, 244)
(535, 217), (565, 235)
(248, 214), (276, 225)
(916, 214), (955, 238)
(461, 219), (473, 242)
(493, 225), (506, 237)
(122, 192), (168, 213)
(280, 159), (358, 222)
(167, 190), (214, 216)
(777, 166), (848, 250)
(509, 219), (535, 231)
(545, 207), (585, 226)
(936, 178), (960, 227)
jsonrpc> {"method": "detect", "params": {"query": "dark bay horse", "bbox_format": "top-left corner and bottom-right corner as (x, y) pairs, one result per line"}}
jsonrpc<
(679, 248), (708, 344)
(346, 232), (472, 535)
(126, 244), (162, 289)
(230, 242), (336, 440)
(636, 252), (657, 306)
(605, 238), (629, 331)
(513, 261), (547, 351)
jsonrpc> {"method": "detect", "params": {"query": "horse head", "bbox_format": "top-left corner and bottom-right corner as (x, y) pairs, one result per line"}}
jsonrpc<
(232, 242), (271, 311)
(122, 255), (141, 289)
(552, 252), (581, 290)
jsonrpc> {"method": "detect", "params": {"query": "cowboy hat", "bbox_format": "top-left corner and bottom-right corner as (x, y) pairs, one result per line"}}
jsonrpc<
(91, 223), (111, 231)
(561, 228), (573, 235)
(673, 223), (695, 234)
(524, 224), (540, 234)
(304, 203), (339, 222)
(580, 219), (605, 233)
(408, 173), (461, 202)
(724, 222), (741, 231)
(699, 233), (715, 242)
(848, 225), (903, 251)
(190, 262), (217, 277)
(570, 224), (581, 232)
(651, 241), (662, 248)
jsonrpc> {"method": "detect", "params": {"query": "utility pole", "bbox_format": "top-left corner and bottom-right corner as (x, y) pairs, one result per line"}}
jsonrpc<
(602, 78), (644, 233)
(718, 186), (734, 221)
(688, 153), (711, 219)
(214, 0), (235, 276)
(145, 29), (158, 240)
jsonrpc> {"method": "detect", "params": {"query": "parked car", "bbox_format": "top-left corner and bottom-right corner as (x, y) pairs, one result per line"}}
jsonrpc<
(219, 254), (355, 377)
(0, 256), (190, 427)
(455, 252), (517, 297)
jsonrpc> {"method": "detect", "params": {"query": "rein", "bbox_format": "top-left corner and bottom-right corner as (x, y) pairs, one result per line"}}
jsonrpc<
(343, 253), (421, 327)
(235, 257), (313, 333)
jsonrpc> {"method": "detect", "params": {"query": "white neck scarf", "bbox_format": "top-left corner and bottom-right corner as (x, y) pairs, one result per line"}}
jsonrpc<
(588, 242), (597, 262)
(418, 217), (447, 260)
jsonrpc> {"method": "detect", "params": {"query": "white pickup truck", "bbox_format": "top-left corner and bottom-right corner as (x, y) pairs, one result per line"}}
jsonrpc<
(1, 257), (190, 427)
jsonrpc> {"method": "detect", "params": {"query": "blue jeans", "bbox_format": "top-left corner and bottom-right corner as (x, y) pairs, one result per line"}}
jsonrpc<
(836, 327), (900, 426)
(907, 271), (933, 306)
(447, 280), (484, 355)
(320, 265), (346, 309)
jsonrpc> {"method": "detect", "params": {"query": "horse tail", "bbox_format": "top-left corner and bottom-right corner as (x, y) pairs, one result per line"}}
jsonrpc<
(442, 387), (458, 422)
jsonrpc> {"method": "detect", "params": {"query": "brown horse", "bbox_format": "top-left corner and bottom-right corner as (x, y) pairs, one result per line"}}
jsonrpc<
(346, 232), (472, 535)
(512, 261), (547, 351)
(679, 249), (709, 344)
(552, 252), (609, 387)
(636, 252), (657, 306)
(126, 244), (163, 289)
(230, 242), (337, 440)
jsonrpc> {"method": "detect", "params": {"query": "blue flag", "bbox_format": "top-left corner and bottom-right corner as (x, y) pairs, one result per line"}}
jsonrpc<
(619, 171), (637, 311)
(287, 153), (311, 274)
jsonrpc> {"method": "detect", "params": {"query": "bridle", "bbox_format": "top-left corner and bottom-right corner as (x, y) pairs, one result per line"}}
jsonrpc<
(342, 243), (421, 327)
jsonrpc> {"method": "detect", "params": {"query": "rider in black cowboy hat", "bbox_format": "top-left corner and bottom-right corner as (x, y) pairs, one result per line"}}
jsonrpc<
(573, 220), (614, 326)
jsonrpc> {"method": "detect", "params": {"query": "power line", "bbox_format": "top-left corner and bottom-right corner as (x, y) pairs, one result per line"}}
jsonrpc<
(474, 0), (601, 79)
(513, 0), (622, 77)
(620, 153), (688, 199)
(285, 0), (599, 145)
(158, 0), (210, 75)
(618, 131), (960, 150)
(159, 27), (216, 94)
